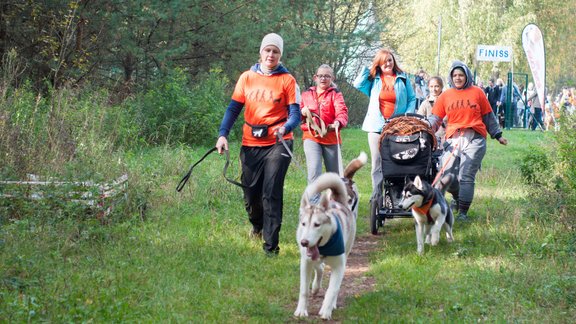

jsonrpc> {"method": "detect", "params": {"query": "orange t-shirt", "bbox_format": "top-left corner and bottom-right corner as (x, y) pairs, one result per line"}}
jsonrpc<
(432, 86), (493, 138)
(232, 70), (299, 146)
(379, 74), (396, 119)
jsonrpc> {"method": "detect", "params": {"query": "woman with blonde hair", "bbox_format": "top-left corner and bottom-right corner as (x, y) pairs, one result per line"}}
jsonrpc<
(417, 76), (446, 148)
(300, 64), (348, 186)
(417, 76), (444, 117)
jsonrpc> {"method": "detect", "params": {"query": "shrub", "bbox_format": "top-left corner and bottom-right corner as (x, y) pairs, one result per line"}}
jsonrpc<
(132, 68), (233, 146)
(338, 80), (368, 127)
(519, 145), (549, 185)
(555, 112), (576, 192)
(553, 112), (576, 221)
(0, 80), (140, 221)
(520, 111), (576, 227)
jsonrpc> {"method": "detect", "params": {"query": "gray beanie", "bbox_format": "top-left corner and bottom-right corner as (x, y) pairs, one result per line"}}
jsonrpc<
(260, 33), (283, 55)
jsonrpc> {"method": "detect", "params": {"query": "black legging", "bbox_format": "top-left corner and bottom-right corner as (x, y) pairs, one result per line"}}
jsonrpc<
(240, 141), (292, 253)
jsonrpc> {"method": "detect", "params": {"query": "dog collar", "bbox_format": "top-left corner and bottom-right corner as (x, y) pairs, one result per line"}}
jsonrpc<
(412, 199), (434, 224)
(318, 215), (345, 256)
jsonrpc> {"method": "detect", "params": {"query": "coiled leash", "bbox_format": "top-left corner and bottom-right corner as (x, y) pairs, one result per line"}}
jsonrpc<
(176, 147), (245, 192)
(302, 106), (343, 177)
(301, 106), (328, 138)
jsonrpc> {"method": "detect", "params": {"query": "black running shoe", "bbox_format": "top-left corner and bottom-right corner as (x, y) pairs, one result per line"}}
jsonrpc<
(456, 212), (469, 222)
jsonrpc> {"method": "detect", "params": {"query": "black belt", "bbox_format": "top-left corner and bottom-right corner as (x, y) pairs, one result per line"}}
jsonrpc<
(245, 118), (287, 128)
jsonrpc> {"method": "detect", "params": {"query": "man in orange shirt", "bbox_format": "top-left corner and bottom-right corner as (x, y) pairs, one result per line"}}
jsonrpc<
(216, 33), (301, 255)
(428, 61), (508, 221)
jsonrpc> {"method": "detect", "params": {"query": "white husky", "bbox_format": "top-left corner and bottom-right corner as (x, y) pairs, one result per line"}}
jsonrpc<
(294, 152), (366, 320)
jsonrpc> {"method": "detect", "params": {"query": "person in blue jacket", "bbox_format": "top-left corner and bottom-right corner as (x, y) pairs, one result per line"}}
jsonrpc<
(353, 48), (416, 202)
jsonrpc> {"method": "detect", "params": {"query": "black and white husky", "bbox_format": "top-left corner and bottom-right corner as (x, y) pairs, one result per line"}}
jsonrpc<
(294, 152), (367, 320)
(398, 174), (454, 255)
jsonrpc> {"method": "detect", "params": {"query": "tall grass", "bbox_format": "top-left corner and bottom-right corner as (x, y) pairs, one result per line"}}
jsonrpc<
(1, 49), (574, 320)
(1, 127), (575, 322)
(0, 54), (233, 222)
(350, 129), (575, 322)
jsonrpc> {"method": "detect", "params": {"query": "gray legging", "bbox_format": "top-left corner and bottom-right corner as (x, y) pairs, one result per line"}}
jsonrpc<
(367, 132), (383, 199)
(303, 139), (341, 184)
(441, 131), (487, 209)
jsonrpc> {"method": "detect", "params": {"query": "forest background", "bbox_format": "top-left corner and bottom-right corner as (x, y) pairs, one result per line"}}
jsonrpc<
(1, 1), (576, 321)
(0, 0), (576, 213)
(2, 0), (575, 126)
(1, 0), (575, 217)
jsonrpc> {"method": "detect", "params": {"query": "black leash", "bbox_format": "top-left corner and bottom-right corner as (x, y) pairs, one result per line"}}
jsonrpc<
(177, 133), (307, 192)
(276, 133), (307, 177)
(176, 147), (245, 192)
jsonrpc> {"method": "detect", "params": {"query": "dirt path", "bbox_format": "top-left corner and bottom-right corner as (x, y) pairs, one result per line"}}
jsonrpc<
(292, 234), (381, 322)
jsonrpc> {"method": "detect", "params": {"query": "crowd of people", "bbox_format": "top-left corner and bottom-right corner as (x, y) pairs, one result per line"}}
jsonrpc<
(214, 32), (569, 255)
(415, 71), (576, 131)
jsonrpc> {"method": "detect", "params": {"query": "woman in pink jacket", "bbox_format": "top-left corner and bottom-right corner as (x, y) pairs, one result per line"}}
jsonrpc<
(300, 64), (349, 187)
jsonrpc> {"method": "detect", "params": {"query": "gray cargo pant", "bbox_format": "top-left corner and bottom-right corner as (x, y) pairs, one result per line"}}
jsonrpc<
(441, 130), (487, 209)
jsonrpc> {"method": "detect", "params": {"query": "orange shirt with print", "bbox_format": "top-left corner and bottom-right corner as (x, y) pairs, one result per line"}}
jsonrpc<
(379, 74), (396, 119)
(232, 70), (299, 146)
(432, 86), (493, 138)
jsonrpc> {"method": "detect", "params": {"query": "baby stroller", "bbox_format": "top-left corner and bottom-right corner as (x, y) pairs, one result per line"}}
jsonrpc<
(370, 114), (439, 235)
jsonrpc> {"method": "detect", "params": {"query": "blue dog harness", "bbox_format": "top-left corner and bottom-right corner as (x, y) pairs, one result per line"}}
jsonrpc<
(318, 215), (345, 256)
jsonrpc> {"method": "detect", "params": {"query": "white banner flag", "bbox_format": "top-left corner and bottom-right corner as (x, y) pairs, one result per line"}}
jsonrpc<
(522, 24), (546, 109)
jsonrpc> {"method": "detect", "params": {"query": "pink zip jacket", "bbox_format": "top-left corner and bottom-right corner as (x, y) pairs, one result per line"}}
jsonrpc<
(300, 86), (348, 145)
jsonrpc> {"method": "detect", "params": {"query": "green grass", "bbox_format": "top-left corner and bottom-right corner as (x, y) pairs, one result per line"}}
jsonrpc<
(1, 128), (574, 322)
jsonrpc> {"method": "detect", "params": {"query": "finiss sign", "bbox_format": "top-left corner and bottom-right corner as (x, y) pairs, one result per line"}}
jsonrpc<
(476, 45), (512, 62)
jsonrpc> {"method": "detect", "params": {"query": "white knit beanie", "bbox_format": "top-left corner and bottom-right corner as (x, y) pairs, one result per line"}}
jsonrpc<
(259, 33), (283, 55)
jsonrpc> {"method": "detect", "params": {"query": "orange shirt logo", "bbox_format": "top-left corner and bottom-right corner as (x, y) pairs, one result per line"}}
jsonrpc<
(445, 99), (479, 112)
(232, 70), (298, 146)
(246, 89), (282, 104)
(433, 86), (493, 139)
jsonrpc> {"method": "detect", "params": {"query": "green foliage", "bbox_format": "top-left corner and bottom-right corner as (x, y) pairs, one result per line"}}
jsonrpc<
(0, 82), (123, 176)
(135, 69), (193, 145)
(0, 77), (141, 222)
(552, 112), (576, 220)
(132, 68), (231, 146)
(1, 0), (573, 96)
(555, 113), (576, 192)
(380, 0), (575, 90)
(515, 112), (576, 228)
(0, 81), (55, 176)
(339, 81), (369, 126)
(518, 145), (549, 185)
(0, 58), (240, 222)
(1, 2), (575, 319)
(1, 129), (575, 322)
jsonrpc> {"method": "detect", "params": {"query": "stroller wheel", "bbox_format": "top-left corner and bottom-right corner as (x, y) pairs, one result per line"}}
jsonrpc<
(370, 199), (383, 235)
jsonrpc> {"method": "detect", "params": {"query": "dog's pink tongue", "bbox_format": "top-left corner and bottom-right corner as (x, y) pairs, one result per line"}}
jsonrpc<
(307, 246), (320, 261)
